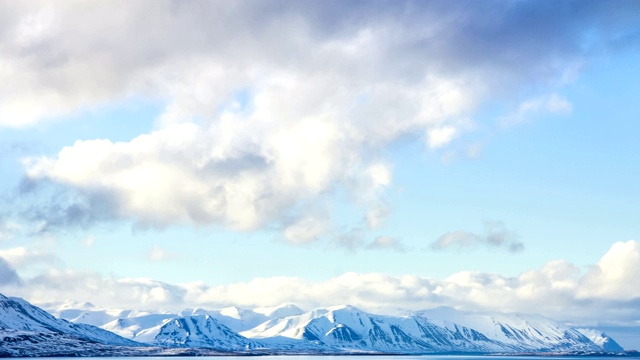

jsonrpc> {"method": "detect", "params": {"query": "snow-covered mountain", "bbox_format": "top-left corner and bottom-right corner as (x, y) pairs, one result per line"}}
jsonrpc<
(45, 301), (304, 349)
(41, 298), (624, 354)
(576, 328), (625, 352)
(415, 306), (624, 352)
(0, 293), (144, 357)
(154, 314), (257, 350)
(242, 304), (505, 353)
(240, 304), (622, 353)
(45, 299), (169, 328)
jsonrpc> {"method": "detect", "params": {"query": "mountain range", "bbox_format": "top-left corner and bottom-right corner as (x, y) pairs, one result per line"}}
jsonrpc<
(0, 292), (626, 356)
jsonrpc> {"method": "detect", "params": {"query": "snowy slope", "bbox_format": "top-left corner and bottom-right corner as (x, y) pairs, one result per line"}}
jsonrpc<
(179, 304), (305, 333)
(0, 293), (139, 347)
(576, 328), (624, 352)
(208, 306), (271, 332)
(154, 314), (257, 350)
(41, 297), (624, 354)
(241, 304), (504, 353)
(254, 303), (305, 319)
(0, 293), (146, 357)
(415, 307), (607, 352)
(51, 302), (306, 349)
(101, 313), (177, 343)
(45, 300), (173, 328)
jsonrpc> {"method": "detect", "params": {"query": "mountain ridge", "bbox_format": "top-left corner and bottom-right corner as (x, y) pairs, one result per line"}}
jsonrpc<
(43, 297), (625, 354)
(1, 292), (626, 356)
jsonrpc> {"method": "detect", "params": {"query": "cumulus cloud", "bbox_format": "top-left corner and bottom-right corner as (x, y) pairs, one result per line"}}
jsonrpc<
(431, 221), (524, 253)
(5, 1), (640, 242)
(5, 240), (639, 326)
(578, 240), (640, 301)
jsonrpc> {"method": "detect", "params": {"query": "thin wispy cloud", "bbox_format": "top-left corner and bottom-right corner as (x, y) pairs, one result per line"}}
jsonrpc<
(366, 236), (407, 253)
(431, 221), (524, 253)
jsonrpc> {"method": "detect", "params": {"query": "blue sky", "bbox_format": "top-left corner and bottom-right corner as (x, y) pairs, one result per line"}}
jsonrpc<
(1, 0), (640, 349)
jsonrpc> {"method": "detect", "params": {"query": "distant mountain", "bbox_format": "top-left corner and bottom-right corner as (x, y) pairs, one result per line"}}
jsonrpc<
(241, 304), (506, 353)
(46, 299), (169, 328)
(44, 301), (304, 349)
(101, 312), (177, 343)
(416, 306), (624, 353)
(40, 297), (624, 355)
(241, 304), (621, 353)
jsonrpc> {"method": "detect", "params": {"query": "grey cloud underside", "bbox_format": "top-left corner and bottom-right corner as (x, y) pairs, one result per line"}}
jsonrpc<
(4, 0), (640, 238)
(4, 1), (638, 95)
(0, 258), (20, 286)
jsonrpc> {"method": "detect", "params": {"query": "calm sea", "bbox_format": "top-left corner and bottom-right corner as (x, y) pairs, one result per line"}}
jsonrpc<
(30, 356), (632, 360)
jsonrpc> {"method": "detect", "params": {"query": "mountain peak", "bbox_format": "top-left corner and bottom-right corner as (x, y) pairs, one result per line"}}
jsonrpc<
(220, 306), (243, 319)
(326, 304), (363, 312)
(254, 303), (304, 318)
(7, 294), (625, 355)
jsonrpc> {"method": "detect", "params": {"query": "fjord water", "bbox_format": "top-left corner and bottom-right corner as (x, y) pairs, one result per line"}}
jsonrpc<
(32, 356), (628, 360)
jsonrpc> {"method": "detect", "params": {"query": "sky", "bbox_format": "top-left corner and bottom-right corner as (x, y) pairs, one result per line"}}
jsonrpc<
(0, 0), (640, 350)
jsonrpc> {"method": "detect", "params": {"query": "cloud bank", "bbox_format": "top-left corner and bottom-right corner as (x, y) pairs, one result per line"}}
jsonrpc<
(2, 240), (639, 327)
(3, 0), (639, 242)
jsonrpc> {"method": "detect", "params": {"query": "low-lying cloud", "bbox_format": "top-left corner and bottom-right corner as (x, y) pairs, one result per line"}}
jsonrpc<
(3, 240), (640, 327)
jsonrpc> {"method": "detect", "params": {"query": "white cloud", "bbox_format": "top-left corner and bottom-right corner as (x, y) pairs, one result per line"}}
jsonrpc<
(427, 126), (458, 149)
(283, 216), (330, 244)
(6, 1), (640, 242)
(5, 240), (639, 326)
(578, 240), (640, 301)
(0, 219), (21, 241)
(0, 247), (56, 269)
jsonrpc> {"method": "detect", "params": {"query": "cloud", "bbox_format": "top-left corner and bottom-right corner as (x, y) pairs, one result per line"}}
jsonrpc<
(578, 240), (640, 301)
(431, 221), (524, 253)
(0, 247), (57, 269)
(5, 1), (640, 241)
(284, 216), (330, 244)
(500, 93), (573, 127)
(7, 240), (640, 327)
(427, 126), (459, 149)
(0, 257), (21, 286)
(366, 236), (407, 252)
(0, 218), (21, 241)
(149, 245), (177, 262)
